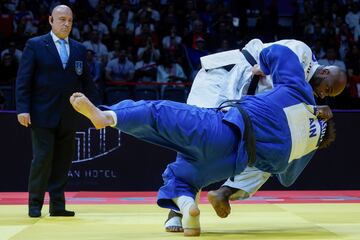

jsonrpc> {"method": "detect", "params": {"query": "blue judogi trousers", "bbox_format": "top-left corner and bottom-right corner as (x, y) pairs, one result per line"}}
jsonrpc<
(106, 100), (244, 210)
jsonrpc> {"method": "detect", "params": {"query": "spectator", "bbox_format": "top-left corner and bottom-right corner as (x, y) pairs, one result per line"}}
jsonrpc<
(345, 2), (360, 31)
(346, 43), (360, 100)
(336, 23), (354, 60)
(137, 36), (160, 62)
(112, 23), (134, 49)
(0, 5), (15, 42)
(354, 18), (360, 42)
(0, 0), (357, 111)
(108, 39), (122, 60)
(216, 39), (231, 53)
(160, 3), (179, 31)
(87, 0), (101, 11)
(348, 57), (360, 100)
(13, 1), (37, 37)
(162, 26), (182, 52)
(134, 49), (157, 82)
(1, 41), (22, 62)
(134, 18), (156, 37)
(118, 9), (135, 33)
(133, 22), (159, 48)
(345, 44), (360, 71)
(136, 0), (160, 23)
(157, 53), (186, 83)
(71, 22), (82, 41)
(105, 49), (135, 83)
(3, 1), (18, 13)
(128, 0), (141, 9)
(111, 0), (135, 32)
(0, 53), (18, 86)
(212, 20), (234, 49)
(19, 14), (38, 37)
(322, 17), (336, 40)
(305, 18), (326, 46)
(14, 1), (34, 24)
(183, 3), (199, 35)
(319, 47), (346, 71)
(93, 0), (113, 30)
(86, 50), (102, 89)
(84, 14), (110, 39)
(36, 4), (51, 27)
(83, 30), (109, 62)
(311, 39), (326, 60)
(198, 3), (215, 32)
(185, 36), (209, 80)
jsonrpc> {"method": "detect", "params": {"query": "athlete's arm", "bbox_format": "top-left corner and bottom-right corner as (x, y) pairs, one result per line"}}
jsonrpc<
(259, 44), (307, 89)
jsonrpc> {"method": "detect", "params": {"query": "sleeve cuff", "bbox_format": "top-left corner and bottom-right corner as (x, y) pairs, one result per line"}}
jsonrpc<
(104, 110), (117, 127)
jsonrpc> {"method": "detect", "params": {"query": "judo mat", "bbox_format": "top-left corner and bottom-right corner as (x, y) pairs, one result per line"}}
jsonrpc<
(1, 191), (360, 240)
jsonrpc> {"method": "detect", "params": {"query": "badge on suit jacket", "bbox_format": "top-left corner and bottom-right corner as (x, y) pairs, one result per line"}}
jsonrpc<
(75, 61), (83, 75)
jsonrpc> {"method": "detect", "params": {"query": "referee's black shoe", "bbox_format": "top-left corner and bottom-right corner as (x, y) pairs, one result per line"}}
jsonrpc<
(28, 208), (41, 218)
(49, 210), (75, 217)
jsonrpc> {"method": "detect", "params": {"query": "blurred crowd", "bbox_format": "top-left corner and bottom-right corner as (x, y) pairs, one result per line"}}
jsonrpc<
(1, 0), (360, 109)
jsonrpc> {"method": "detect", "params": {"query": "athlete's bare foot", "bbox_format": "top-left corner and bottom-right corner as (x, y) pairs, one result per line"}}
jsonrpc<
(70, 92), (112, 129)
(183, 204), (200, 237)
(207, 190), (231, 218)
(164, 210), (183, 232)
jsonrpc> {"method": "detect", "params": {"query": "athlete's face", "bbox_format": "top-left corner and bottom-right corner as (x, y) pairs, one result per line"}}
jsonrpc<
(49, 5), (73, 39)
(312, 66), (347, 99)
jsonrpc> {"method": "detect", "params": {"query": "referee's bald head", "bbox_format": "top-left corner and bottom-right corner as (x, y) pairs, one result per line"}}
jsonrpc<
(49, 5), (73, 39)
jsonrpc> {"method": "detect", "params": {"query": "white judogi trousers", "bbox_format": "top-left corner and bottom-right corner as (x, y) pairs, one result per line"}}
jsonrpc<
(186, 39), (271, 198)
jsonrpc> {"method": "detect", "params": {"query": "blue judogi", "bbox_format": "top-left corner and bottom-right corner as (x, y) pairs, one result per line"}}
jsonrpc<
(106, 99), (242, 191)
(223, 44), (325, 186)
(105, 44), (326, 211)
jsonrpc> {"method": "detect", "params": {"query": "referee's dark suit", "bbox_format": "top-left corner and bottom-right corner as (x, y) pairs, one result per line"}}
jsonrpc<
(16, 32), (98, 217)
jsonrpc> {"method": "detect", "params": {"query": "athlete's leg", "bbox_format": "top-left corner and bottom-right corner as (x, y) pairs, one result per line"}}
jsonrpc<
(207, 186), (237, 218)
(172, 196), (200, 236)
(164, 190), (201, 233)
(71, 93), (242, 236)
(70, 93), (236, 164)
(208, 167), (271, 218)
(157, 156), (201, 237)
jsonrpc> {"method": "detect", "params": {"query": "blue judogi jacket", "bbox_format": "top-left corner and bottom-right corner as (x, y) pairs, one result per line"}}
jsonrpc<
(223, 44), (327, 187)
(106, 44), (328, 210)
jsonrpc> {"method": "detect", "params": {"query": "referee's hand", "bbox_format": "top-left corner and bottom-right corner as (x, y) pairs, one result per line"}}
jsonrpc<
(17, 113), (31, 127)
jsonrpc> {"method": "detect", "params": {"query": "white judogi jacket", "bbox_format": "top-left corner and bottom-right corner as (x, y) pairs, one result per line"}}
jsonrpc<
(186, 39), (320, 198)
(188, 39), (319, 108)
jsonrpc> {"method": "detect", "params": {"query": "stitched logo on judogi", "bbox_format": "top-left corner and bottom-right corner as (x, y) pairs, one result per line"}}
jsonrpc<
(75, 61), (83, 75)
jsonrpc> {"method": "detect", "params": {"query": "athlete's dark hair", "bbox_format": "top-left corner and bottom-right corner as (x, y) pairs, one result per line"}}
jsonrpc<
(318, 119), (336, 149)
